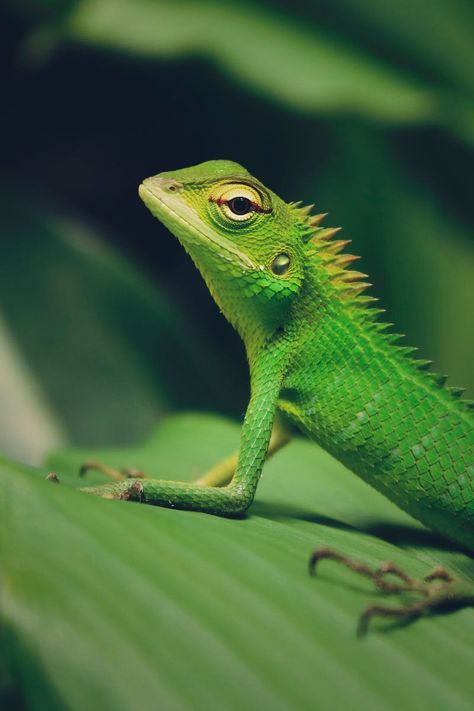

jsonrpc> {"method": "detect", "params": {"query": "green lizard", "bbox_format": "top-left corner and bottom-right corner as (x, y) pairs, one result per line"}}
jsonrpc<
(81, 160), (474, 630)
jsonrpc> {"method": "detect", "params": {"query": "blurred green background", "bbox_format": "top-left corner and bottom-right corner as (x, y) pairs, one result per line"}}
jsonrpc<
(1, 0), (473, 464)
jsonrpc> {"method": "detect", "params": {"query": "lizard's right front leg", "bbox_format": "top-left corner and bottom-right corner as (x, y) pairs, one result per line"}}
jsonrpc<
(80, 348), (288, 516)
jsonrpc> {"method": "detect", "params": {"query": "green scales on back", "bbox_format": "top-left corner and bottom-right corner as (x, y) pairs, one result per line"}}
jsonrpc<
(81, 160), (474, 556)
(277, 204), (474, 551)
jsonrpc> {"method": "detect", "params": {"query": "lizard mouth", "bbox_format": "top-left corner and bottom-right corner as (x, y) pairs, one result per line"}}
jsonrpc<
(138, 179), (256, 270)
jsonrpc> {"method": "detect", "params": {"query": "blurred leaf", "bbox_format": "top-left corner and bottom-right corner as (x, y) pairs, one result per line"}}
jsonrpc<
(0, 311), (66, 465)
(59, 0), (438, 125)
(1, 413), (474, 709)
(317, 0), (474, 94)
(313, 0), (474, 142)
(0, 190), (235, 457)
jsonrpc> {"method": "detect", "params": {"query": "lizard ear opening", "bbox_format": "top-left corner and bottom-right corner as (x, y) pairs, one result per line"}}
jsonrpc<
(271, 253), (291, 276)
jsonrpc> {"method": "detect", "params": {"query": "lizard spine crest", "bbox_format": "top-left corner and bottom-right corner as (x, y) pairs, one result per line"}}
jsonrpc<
(290, 203), (474, 412)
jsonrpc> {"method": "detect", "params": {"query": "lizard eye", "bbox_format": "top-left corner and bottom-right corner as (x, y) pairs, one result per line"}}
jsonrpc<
(271, 253), (291, 276)
(228, 196), (252, 216)
(209, 183), (271, 223)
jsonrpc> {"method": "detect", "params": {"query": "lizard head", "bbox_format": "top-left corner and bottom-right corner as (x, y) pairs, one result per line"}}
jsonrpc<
(139, 160), (305, 346)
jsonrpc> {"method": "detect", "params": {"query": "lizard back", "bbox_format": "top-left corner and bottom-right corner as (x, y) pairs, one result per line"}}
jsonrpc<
(279, 259), (474, 551)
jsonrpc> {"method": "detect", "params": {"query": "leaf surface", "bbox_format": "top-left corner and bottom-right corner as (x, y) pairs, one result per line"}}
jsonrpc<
(2, 414), (474, 710)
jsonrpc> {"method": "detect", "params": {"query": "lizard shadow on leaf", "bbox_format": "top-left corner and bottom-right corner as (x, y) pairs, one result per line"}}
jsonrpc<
(250, 500), (356, 534)
(374, 598), (474, 636)
(251, 501), (472, 558)
(363, 523), (459, 552)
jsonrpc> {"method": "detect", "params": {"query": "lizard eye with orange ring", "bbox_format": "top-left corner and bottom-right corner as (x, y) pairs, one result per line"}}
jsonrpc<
(209, 184), (271, 222)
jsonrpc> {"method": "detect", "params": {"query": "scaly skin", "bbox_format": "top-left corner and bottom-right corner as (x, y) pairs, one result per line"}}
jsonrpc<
(81, 161), (473, 549)
(279, 263), (474, 551)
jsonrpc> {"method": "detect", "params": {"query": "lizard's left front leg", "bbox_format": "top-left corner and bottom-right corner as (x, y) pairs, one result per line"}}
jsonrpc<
(80, 348), (286, 516)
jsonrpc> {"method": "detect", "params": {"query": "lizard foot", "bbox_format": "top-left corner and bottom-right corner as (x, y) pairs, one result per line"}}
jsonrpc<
(45, 472), (60, 483)
(80, 479), (145, 501)
(309, 546), (474, 636)
(79, 460), (146, 481)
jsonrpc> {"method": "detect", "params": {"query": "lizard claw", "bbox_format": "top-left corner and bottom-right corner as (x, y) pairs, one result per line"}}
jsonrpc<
(309, 546), (474, 635)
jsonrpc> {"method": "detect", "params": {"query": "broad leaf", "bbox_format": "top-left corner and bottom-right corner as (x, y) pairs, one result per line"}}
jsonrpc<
(1, 414), (473, 709)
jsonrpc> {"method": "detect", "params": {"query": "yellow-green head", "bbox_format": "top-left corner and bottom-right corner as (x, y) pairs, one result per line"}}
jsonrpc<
(139, 160), (306, 348)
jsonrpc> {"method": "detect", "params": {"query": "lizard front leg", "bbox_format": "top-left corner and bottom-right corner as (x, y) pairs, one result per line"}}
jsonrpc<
(80, 415), (291, 489)
(80, 347), (289, 515)
(189, 414), (291, 488)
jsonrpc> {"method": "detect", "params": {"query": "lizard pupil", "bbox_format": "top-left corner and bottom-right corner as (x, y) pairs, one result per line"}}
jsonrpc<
(229, 196), (252, 215)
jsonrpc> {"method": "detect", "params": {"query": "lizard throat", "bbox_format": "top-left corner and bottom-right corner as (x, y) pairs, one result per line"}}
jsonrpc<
(138, 183), (256, 270)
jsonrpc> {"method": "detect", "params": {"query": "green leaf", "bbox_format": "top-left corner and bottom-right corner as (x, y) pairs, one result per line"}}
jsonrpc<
(0, 311), (66, 465)
(316, 0), (474, 94)
(61, 0), (435, 125)
(2, 414), (473, 709)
